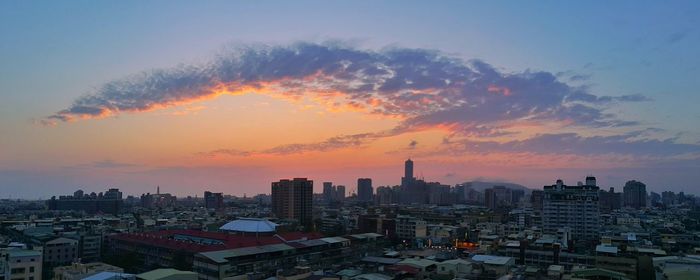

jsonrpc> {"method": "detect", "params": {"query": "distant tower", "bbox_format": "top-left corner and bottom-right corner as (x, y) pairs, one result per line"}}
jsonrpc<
(401, 158), (417, 188)
(405, 159), (414, 180)
(157, 186), (160, 195)
(357, 178), (373, 202)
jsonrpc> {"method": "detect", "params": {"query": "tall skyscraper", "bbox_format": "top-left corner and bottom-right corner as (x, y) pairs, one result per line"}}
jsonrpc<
(542, 178), (600, 242)
(401, 159), (415, 187)
(623, 180), (647, 209)
(271, 178), (313, 229)
(357, 178), (373, 202)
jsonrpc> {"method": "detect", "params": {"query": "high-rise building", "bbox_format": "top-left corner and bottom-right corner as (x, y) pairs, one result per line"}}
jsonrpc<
(661, 191), (676, 206)
(376, 186), (396, 205)
(427, 183), (452, 205)
(484, 186), (512, 210)
(623, 180), (647, 209)
(357, 178), (373, 202)
(542, 178), (600, 242)
(401, 159), (415, 187)
(599, 187), (622, 213)
(530, 190), (544, 213)
(271, 178), (313, 229)
(204, 191), (224, 209)
(322, 182), (334, 203)
(335, 185), (345, 202)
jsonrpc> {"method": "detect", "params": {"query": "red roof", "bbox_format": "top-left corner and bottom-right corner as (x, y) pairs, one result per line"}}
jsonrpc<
(109, 229), (323, 253)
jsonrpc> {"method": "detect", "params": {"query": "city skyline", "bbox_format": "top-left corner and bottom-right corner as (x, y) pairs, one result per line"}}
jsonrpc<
(2, 1), (700, 198)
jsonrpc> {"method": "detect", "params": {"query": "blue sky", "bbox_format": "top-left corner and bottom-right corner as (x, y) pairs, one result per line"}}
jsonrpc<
(1, 1), (699, 198)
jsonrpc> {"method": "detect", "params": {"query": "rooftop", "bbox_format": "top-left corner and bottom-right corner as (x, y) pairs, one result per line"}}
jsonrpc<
(218, 218), (277, 233)
(136, 268), (197, 280)
(110, 229), (323, 253)
(471, 255), (513, 266)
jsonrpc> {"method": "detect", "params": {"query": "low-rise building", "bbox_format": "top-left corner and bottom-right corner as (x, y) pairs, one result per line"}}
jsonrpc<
(1, 248), (42, 280)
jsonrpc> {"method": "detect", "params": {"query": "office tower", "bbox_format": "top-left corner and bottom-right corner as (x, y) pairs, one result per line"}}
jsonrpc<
(623, 180), (647, 209)
(271, 178), (313, 229)
(599, 187), (622, 213)
(357, 178), (373, 202)
(542, 178), (600, 242)
(399, 158), (429, 204)
(323, 182), (334, 203)
(204, 191), (224, 209)
(401, 159), (415, 187)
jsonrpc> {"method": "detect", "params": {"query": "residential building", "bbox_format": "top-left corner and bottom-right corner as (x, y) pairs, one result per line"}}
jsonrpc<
(271, 178), (314, 229)
(542, 178), (600, 242)
(623, 180), (647, 209)
(203, 191), (223, 210)
(1, 248), (42, 280)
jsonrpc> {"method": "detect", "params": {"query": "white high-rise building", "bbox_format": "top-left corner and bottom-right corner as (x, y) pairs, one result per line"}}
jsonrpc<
(542, 178), (600, 242)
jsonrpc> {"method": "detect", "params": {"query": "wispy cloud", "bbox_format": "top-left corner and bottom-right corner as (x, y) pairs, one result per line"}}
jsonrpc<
(45, 42), (645, 136)
(443, 131), (700, 158)
(48, 41), (687, 161)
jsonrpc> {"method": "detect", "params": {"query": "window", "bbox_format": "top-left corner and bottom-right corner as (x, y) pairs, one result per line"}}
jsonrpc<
(11, 267), (26, 274)
(30, 267), (35, 272)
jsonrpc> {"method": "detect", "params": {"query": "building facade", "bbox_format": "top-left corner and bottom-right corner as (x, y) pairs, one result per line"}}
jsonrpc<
(271, 178), (314, 229)
(542, 178), (600, 242)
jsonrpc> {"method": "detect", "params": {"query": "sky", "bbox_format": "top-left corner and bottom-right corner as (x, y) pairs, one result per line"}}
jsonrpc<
(1, 1), (700, 199)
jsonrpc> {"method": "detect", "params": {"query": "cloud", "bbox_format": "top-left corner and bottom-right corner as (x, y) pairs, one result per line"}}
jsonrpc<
(408, 140), (418, 149)
(446, 131), (700, 157)
(50, 41), (687, 161)
(667, 30), (689, 44)
(202, 131), (396, 156)
(90, 160), (136, 168)
(46, 42), (644, 137)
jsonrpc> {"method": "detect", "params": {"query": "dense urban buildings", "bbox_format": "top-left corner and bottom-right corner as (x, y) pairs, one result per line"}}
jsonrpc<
(1, 159), (698, 280)
(271, 178), (314, 229)
(47, 188), (123, 214)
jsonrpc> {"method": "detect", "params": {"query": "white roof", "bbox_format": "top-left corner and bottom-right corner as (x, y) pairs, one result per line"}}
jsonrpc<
(82, 272), (134, 280)
(596, 245), (619, 254)
(219, 218), (277, 233)
(471, 255), (513, 266)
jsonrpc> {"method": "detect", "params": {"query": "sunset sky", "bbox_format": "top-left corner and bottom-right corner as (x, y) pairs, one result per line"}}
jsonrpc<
(2, 1), (700, 198)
